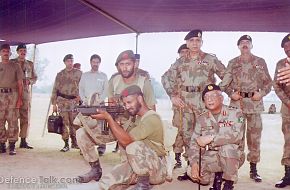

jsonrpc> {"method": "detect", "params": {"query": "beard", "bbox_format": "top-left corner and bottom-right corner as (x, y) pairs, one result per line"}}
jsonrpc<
(127, 101), (141, 116)
(120, 68), (134, 78)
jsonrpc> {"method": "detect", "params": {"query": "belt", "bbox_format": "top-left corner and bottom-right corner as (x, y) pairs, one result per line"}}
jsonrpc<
(57, 91), (77, 100)
(0, 88), (12, 93)
(239, 92), (255, 98)
(181, 86), (202, 92)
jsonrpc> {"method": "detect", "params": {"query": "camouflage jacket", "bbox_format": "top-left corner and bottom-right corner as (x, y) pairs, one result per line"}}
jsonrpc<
(273, 58), (290, 118)
(188, 105), (245, 165)
(219, 54), (272, 113)
(162, 52), (225, 113)
(11, 58), (37, 85)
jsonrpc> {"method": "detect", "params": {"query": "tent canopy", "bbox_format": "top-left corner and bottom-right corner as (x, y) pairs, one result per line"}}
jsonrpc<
(1, 0), (290, 44)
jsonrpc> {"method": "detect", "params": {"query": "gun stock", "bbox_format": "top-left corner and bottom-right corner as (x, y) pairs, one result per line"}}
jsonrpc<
(75, 105), (125, 118)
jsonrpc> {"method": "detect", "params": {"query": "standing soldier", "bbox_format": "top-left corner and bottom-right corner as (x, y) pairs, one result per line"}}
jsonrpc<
(51, 54), (82, 152)
(273, 33), (290, 188)
(11, 44), (37, 149)
(162, 30), (226, 180)
(0, 44), (23, 155)
(161, 43), (189, 169)
(220, 35), (272, 183)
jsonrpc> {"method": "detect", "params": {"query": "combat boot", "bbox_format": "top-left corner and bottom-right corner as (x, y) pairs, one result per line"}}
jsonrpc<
(0, 143), (6, 153)
(209, 172), (223, 190)
(60, 139), (70, 152)
(78, 160), (102, 183)
(130, 175), (152, 190)
(19, 138), (33, 149)
(177, 161), (190, 181)
(250, 162), (262, 182)
(9, 142), (16, 155)
(112, 142), (119, 153)
(222, 180), (234, 190)
(174, 153), (182, 169)
(275, 165), (290, 188)
(70, 136), (79, 149)
(97, 144), (106, 156)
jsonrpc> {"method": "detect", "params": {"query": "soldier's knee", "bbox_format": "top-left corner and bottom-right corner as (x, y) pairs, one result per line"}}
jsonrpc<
(76, 128), (86, 142)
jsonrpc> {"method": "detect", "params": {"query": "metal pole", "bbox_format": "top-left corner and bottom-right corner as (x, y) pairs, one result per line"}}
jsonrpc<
(135, 33), (139, 53)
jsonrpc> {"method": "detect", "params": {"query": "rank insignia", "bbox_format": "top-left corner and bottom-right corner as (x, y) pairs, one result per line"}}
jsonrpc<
(208, 85), (213, 90)
(198, 32), (202, 37)
(238, 116), (244, 123)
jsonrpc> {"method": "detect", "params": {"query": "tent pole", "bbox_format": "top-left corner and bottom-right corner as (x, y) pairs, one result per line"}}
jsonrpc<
(135, 33), (139, 53)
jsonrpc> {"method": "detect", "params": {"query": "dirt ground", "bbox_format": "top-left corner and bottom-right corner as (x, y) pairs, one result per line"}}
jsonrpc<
(0, 94), (289, 190)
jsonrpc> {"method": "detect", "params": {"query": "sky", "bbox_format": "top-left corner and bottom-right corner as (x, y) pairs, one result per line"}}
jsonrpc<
(15, 31), (288, 87)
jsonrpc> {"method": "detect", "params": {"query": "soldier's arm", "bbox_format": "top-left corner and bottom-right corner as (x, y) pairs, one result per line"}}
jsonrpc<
(219, 62), (234, 96)
(100, 74), (109, 102)
(51, 73), (59, 106)
(16, 64), (24, 108)
(259, 59), (272, 97)
(143, 79), (156, 110)
(161, 63), (179, 97)
(79, 74), (86, 101)
(30, 61), (37, 85)
(187, 118), (203, 166)
(274, 62), (290, 106)
(213, 56), (226, 80)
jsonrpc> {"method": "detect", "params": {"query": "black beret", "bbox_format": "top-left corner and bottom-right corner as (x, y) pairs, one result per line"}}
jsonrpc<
(135, 54), (140, 60)
(202, 84), (221, 101)
(177, 44), (188, 53)
(281, 34), (290, 48)
(63, 54), (73, 62)
(0, 44), (10, 51)
(184, 29), (202, 40)
(121, 85), (143, 98)
(237, 35), (252, 45)
(115, 50), (135, 66)
(16, 43), (26, 51)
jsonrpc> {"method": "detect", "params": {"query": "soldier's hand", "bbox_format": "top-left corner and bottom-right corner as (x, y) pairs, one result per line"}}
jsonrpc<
(231, 91), (242, 101)
(277, 66), (290, 86)
(52, 105), (58, 112)
(191, 162), (201, 181)
(196, 135), (214, 147)
(91, 110), (112, 121)
(16, 99), (23, 109)
(171, 96), (185, 108)
(251, 91), (262, 101)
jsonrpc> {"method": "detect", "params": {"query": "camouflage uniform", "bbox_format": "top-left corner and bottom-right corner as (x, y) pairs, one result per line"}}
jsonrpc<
(0, 61), (23, 143)
(273, 58), (290, 166)
(51, 68), (82, 141)
(187, 105), (245, 184)
(162, 53), (225, 157)
(220, 55), (272, 163)
(11, 58), (37, 139)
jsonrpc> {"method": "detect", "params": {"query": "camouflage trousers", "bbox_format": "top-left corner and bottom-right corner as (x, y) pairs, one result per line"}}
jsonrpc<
(181, 112), (196, 159)
(19, 89), (31, 138)
(187, 144), (241, 184)
(172, 108), (186, 154)
(99, 141), (167, 190)
(59, 111), (79, 140)
(281, 117), (290, 166)
(0, 92), (19, 143)
(245, 113), (262, 163)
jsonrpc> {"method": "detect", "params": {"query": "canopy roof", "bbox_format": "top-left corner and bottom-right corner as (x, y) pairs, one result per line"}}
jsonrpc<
(1, 0), (289, 44)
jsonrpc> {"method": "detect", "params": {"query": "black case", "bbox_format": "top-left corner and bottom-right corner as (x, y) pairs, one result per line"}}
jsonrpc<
(47, 112), (63, 135)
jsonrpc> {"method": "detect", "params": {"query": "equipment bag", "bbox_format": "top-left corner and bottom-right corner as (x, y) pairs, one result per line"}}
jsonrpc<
(47, 112), (63, 135)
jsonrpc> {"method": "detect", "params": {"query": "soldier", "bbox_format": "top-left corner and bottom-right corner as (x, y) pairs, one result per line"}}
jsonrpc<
(51, 54), (82, 152)
(161, 43), (189, 169)
(94, 85), (166, 190)
(273, 33), (290, 188)
(79, 54), (108, 155)
(0, 44), (23, 155)
(268, 104), (276, 114)
(11, 44), (37, 149)
(162, 29), (226, 180)
(187, 84), (245, 190)
(76, 50), (156, 183)
(219, 35), (272, 182)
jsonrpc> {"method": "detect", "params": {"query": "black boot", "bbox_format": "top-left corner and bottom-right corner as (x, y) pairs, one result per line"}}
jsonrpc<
(9, 142), (16, 155)
(60, 139), (70, 152)
(131, 175), (152, 190)
(97, 144), (106, 156)
(250, 162), (262, 182)
(0, 143), (6, 153)
(78, 160), (102, 183)
(222, 180), (234, 190)
(174, 153), (182, 169)
(209, 172), (223, 190)
(70, 136), (79, 149)
(19, 138), (33, 149)
(275, 165), (290, 188)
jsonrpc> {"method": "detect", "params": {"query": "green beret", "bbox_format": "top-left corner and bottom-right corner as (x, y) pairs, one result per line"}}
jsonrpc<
(237, 35), (252, 45)
(16, 43), (26, 51)
(281, 34), (290, 48)
(0, 44), (10, 51)
(202, 84), (221, 101)
(115, 50), (135, 66)
(121, 85), (143, 98)
(177, 44), (188, 53)
(184, 29), (202, 40)
(63, 54), (73, 62)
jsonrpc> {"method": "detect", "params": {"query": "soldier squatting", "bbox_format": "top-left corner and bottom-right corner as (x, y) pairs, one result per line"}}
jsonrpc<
(0, 32), (290, 190)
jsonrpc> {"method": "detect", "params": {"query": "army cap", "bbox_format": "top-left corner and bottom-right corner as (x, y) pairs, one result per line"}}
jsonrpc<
(0, 43), (10, 51)
(281, 34), (290, 48)
(120, 85), (143, 98)
(177, 44), (189, 53)
(115, 50), (136, 66)
(184, 29), (202, 40)
(63, 54), (73, 62)
(237, 35), (252, 45)
(16, 43), (26, 51)
(135, 54), (140, 60)
(202, 84), (221, 101)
